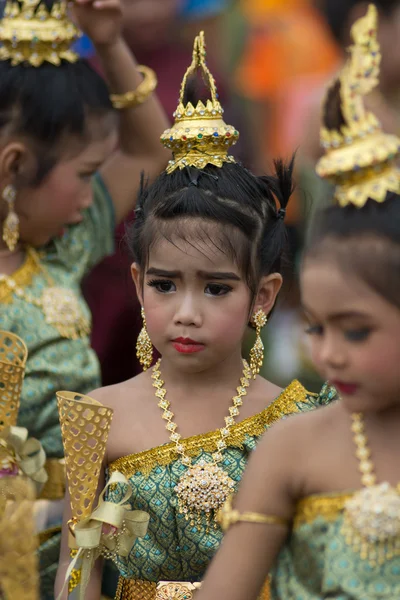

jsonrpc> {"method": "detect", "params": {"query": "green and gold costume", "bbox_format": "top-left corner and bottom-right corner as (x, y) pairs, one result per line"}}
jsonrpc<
(271, 491), (400, 599)
(103, 382), (336, 598)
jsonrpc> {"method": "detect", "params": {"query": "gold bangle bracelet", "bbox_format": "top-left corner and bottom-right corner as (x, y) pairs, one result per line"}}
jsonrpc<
(217, 496), (289, 532)
(110, 65), (158, 110)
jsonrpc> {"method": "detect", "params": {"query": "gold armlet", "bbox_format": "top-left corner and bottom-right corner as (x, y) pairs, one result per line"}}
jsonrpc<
(110, 66), (158, 110)
(217, 497), (288, 533)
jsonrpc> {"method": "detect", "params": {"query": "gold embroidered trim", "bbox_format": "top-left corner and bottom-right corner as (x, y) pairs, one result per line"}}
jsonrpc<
(294, 492), (354, 528)
(109, 380), (307, 478)
(0, 249), (40, 303)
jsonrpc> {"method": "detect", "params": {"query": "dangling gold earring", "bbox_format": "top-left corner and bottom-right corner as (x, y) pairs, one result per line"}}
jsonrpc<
(2, 185), (19, 251)
(249, 309), (267, 379)
(136, 307), (153, 371)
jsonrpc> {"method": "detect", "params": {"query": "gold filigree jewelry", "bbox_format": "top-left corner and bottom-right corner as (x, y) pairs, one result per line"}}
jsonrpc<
(316, 4), (400, 207)
(136, 308), (153, 371)
(217, 495), (288, 532)
(0, 0), (80, 67)
(2, 185), (19, 251)
(0, 247), (91, 340)
(110, 66), (158, 110)
(249, 309), (267, 379)
(160, 31), (239, 173)
(0, 330), (27, 432)
(342, 413), (400, 565)
(152, 358), (252, 529)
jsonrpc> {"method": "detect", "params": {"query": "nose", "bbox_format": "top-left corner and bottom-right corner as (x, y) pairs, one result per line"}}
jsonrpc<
(173, 292), (202, 328)
(81, 189), (94, 210)
(317, 332), (347, 371)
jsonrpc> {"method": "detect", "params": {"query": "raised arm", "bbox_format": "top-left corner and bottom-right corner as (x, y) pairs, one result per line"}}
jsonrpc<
(73, 0), (170, 225)
(196, 419), (301, 600)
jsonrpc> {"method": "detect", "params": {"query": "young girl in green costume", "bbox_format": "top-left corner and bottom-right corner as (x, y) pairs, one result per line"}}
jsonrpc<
(0, 0), (168, 593)
(56, 32), (336, 600)
(197, 6), (400, 600)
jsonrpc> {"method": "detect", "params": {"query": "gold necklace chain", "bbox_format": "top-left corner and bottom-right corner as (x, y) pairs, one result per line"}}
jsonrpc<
(342, 412), (400, 565)
(0, 247), (90, 341)
(152, 358), (252, 528)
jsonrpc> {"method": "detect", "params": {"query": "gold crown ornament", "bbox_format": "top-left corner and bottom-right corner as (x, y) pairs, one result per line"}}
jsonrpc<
(161, 31), (239, 174)
(0, 0), (80, 67)
(316, 4), (400, 207)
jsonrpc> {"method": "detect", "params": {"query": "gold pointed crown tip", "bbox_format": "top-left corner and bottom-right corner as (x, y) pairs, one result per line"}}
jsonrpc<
(316, 4), (400, 207)
(161, 30), (239, 173)
(0, 0), (81, 67)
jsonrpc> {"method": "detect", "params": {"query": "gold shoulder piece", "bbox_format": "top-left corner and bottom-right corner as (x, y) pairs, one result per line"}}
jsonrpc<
(0, 331), (27, 431)
(316, 4), (400, 207)
(0, 0), (80, 67)
(161, 31), (239, 173)
(217, 496), (288, 532)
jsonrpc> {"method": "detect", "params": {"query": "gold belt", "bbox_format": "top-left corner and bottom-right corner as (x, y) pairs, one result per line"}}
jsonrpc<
(38, 458), (66, 500)
(115, 579), (201, 600)
(115, 577), (271, 600)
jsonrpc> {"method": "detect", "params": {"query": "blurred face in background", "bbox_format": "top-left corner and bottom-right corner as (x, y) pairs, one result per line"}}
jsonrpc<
(122, 0), (183, 51)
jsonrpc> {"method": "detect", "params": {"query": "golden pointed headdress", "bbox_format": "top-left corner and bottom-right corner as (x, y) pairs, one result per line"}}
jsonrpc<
(161, 31), (239, 174)
(316, 4), (400, 207)
(0, 0), (80, 67)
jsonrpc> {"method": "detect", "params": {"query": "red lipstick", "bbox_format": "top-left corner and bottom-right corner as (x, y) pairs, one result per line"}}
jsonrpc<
(332, 381), (359, 396)
(171, 337), (205, 354)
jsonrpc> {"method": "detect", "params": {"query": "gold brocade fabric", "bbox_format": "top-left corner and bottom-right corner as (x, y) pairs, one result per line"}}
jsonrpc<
(105, 383), (336, 584)
(271, 491), (400, 598)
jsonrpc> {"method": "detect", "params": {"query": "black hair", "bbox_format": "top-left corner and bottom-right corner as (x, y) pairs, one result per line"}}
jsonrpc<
(304, 79), (400, 309)
(319, 0), (400, 44)
(0, 58), (113, 185)
(128, 158), (295, 299)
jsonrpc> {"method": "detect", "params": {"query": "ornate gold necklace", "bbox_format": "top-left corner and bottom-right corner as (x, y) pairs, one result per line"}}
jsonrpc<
(152, 359), (251, 529)
(342, 413), (400, 565)
(0, 247), (90, 341)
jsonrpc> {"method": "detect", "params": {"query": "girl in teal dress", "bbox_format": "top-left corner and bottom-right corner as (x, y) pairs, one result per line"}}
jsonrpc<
(56, 32), (336, 600)
(197, 6), (400, 600)
(0, 0), (168, 593)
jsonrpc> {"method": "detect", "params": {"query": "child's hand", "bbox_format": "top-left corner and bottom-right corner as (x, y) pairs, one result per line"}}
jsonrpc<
(71, 0), (123, 47)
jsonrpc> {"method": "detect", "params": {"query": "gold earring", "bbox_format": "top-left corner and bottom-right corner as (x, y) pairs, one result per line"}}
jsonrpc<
(249, 309), (267, 379)
(136, 307), (153, 371)
(2, 185), (19, 251)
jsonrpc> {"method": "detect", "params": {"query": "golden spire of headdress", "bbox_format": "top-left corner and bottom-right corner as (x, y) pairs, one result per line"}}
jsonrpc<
(161, 31), (239, 174)
(316, 4), (400, 207)
(0, 0), (80, 67)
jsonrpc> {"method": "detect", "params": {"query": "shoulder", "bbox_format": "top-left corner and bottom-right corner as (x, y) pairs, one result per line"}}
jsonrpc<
(87, 371), (150, 412)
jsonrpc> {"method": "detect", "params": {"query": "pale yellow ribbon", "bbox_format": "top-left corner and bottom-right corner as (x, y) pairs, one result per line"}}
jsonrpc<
(0, 426), (48, 494)
(59, 471), (149, 600)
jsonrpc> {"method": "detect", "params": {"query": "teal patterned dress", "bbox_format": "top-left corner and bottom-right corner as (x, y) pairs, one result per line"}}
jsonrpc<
(103, 382), (336, 591)
(271, 490), (400, 598)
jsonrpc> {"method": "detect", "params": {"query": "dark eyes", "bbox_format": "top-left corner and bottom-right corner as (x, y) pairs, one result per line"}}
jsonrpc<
(305, 324), (372, 342)
(146, 280), (232, 296)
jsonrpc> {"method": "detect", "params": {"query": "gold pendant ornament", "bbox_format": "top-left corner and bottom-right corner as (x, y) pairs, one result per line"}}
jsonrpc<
(0, 247), (91, 341)
(2, 185), (19, 252)
(136, 308), (153, 371)
(249, 309), (267, 379)
(152, 359), (252, 529)
(342, 413), (400, 565)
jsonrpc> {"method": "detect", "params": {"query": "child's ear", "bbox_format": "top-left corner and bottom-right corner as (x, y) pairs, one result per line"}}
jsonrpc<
(252, 273), (283, 317)
(131, 262), (144, 305)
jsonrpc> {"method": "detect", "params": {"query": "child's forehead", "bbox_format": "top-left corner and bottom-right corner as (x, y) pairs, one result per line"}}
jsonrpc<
(148, 234), (239, 271)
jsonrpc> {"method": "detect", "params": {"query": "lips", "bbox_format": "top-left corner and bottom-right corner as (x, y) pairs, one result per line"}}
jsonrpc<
(171, 337), (205, 354)
(332, 381), (359, 396)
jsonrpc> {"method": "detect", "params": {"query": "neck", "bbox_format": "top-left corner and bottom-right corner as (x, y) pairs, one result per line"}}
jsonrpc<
(158, 351), (247, 397)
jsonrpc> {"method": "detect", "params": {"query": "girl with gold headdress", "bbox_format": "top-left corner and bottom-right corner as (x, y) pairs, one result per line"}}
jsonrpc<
(0, 0), (168, 594)
(55, 31), (336, 600)
(193, 5), (400, 600)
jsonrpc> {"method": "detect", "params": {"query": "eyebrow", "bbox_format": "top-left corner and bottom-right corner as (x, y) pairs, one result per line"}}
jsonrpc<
(302, 305), (372, 322)
(146, 268), (241, 281)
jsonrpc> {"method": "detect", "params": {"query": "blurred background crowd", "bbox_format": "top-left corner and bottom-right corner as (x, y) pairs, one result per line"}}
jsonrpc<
(77, 0), (400, 391)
